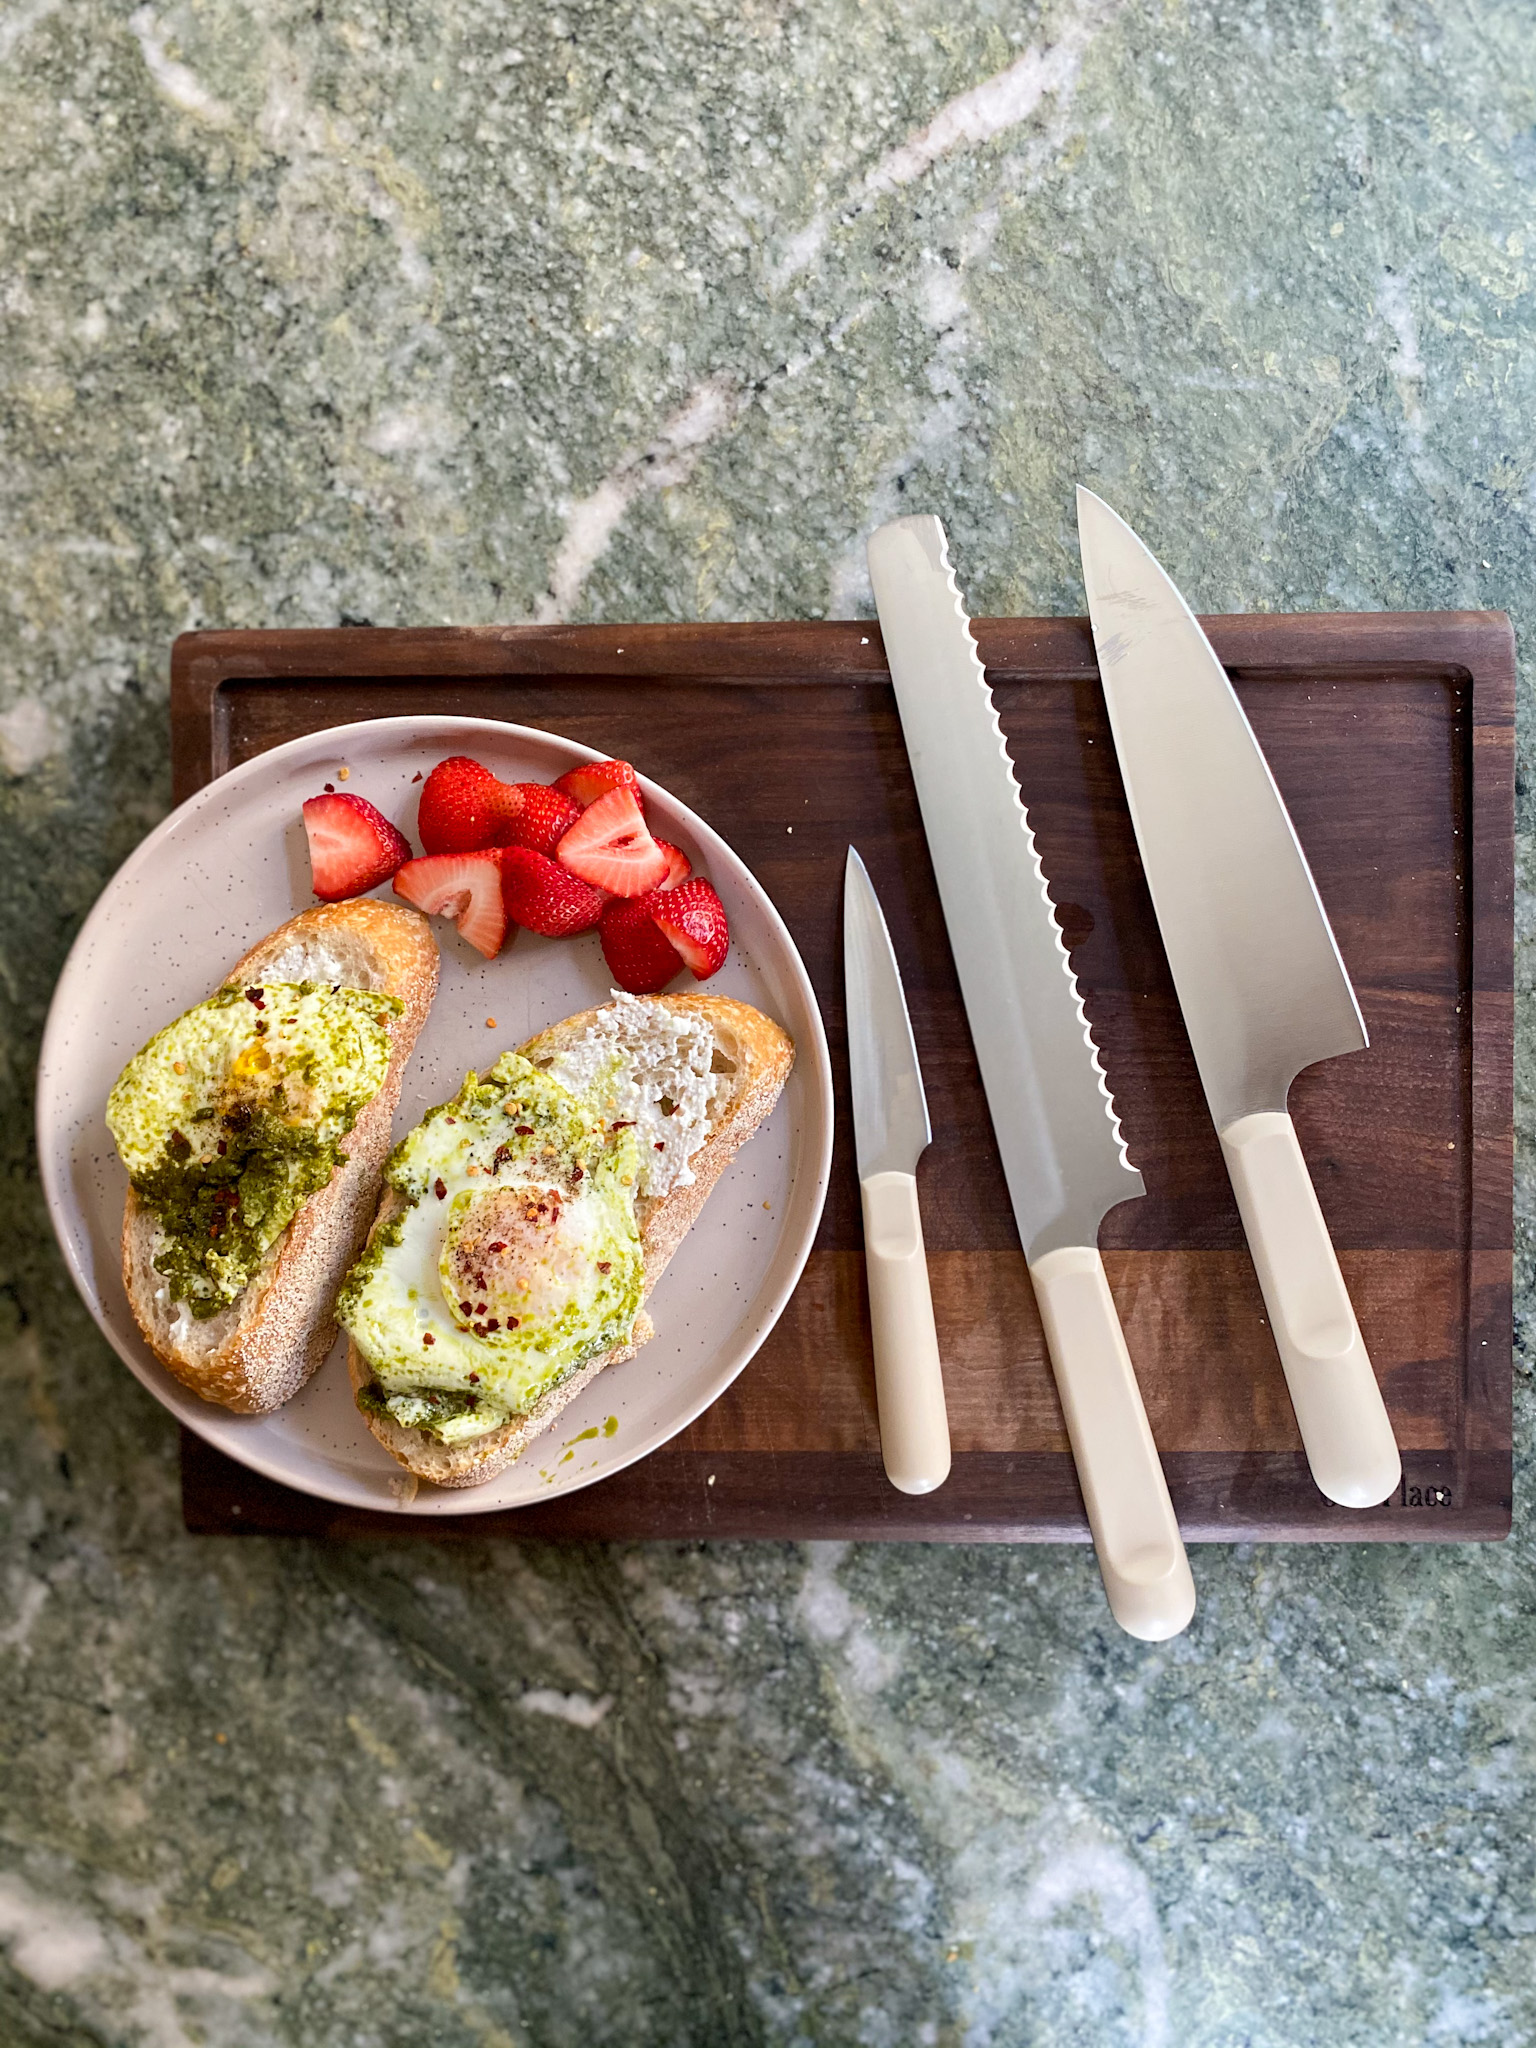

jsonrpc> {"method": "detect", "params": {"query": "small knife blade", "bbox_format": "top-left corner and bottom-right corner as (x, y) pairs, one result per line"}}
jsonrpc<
(869, 513), (1194, 1640)
(843, 846), (949, 1495)
(844, 846), (931, 1180)
(1077, 486), (1400, 1510)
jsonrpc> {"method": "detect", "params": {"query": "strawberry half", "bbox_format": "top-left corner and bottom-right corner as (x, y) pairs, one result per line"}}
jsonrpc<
(554, 758), (641, 808)
(653, 840), (691, 890)
(302, 793), (411, 901)
(600, 895), (684, 995)
(418, 756), (519, 855)
(555, 786), (668, 897)
(501, 846), (606, 938)
(500, 784), (583, 859)
(393, 851), (509, 959)
(652, 878), (730, 980)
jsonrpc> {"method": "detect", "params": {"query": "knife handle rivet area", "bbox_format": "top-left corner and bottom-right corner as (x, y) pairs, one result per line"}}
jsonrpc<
(859, 1172), (951, 1497)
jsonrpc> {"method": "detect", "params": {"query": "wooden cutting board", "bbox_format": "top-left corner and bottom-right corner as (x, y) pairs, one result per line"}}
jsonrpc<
(170, 611), (1514, 1543)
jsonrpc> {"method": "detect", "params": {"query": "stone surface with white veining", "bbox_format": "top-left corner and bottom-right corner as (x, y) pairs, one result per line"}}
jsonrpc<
(2, 1), (1535, 2042)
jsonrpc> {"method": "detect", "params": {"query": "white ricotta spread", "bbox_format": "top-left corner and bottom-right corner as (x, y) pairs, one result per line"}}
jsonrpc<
(260, 940), (380, 991)
(544, 992), (730, 1199)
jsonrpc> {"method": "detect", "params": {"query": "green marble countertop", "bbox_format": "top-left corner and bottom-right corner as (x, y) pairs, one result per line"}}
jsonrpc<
(3, 2), (1533, 2041)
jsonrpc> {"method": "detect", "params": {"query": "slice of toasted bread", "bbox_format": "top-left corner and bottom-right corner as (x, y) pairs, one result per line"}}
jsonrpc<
(121, 900), (439, 1414)
(349, 992), (794, 1488)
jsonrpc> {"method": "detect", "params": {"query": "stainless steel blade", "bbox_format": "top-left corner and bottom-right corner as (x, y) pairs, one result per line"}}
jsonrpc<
(1076, 488), (1366, 1128)
(867, 515), (1144, 1262)
(844, 846), (932, 1180)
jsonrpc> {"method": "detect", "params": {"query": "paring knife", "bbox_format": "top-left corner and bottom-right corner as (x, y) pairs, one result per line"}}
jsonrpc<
(1076, 487), (1401, 1510)
(868, 514), (1195, 1641)
(844, 845), (951, 1495)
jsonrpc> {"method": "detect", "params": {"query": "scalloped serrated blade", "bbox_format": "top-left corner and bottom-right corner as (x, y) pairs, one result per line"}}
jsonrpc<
(868, 515), (1143, 1261)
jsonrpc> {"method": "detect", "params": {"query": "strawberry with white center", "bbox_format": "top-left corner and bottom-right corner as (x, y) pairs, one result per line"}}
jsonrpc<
(652, 878), (730, 980)
(554, 758), (641, 808)
(417, 756), (519, 855)
(555, 786), (669, 897)
(501, 847), (607, 938)
(600, 896), (685, 995)
(393, 851), (509, 959)
(500, 784), (583, 859)
(302, 793), (411, 901)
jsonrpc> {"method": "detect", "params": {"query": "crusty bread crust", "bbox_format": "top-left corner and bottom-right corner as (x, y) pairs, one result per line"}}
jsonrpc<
(121, 900), (439, 1413)
(349, 993), (794, 1488)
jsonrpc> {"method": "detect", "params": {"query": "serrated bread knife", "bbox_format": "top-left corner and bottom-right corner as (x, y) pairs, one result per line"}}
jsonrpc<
(1076, 487), (1401, 1510)
(868, 514), (1195, 1641)
(844, 845), (951, 1495)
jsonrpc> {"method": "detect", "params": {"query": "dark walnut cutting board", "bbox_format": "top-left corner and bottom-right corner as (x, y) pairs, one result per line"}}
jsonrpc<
(171, 611), (1514, 1544)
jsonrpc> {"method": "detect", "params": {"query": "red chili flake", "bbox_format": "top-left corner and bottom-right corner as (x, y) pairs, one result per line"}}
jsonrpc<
(411, 771), (423, 783)
(434, 1179), (447, 1200)
(472, 1323), (486, 1336)
(244, 987), (266, 1009)
(323, 782), (335, 793)
(445, 1117), (457, 1125)
(486, 1319), (499, 1332)
(216, 1141), (227, 1156)
(475, 1303), (488, 1315)
(611, 1121), (636, 1130)
(487, 1241), (507, 1253)
(654, 1141), (666, 1151)
(459, 1300), (473, 1315)
(597, 1261), (611, 1274)
(492, 1144), (513, 1173)
(571, 1163), (584, 1181)
(422, 1332), (435, 1346)
(515, 1125), (534, 1137)
(507, 1317), (520, 1331)
(467, 1372), (479, 1384)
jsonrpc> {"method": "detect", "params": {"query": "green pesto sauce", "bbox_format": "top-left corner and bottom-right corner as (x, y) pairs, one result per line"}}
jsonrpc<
(141, 1111), (347, 1319)
(108, 980), (401, 1320)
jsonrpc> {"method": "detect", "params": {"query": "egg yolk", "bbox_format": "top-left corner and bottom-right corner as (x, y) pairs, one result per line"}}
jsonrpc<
(439, 1183), (601, 1337)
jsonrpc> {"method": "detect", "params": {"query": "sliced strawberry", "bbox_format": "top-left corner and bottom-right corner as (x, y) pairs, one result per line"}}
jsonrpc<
(500, 847), (606, 938)
(500, 784), (583, 859)
(418, 756), (519, 855)
(652, 878), (730, 980)
(555, 786), (668, 898)
(600, 895), (684, 995)
(302, 793), (411, 901)
(653, 839), (691, 890)
(393, 851), (509, 959)
(554, 758), (641, 808)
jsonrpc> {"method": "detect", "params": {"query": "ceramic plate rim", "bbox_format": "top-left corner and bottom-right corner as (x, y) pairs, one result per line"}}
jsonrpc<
(37, 713), (833, 1515)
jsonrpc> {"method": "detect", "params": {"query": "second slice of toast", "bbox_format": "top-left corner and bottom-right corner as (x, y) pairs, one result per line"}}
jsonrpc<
(349, 993), (793, 1487)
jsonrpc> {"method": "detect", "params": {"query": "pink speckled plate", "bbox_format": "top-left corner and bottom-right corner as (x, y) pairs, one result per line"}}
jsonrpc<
(37, 717), (832, 1513)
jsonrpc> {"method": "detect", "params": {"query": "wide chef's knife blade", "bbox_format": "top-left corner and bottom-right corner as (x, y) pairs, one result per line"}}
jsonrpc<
(868, 514), (1194, 1641)
(844, 847), (950, 1494)
(1077, 487), (1400, 1510)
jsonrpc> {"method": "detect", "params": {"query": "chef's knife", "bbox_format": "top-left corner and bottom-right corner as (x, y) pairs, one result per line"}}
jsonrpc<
(868, 514), (1195, 1641)
(844, 845), (951, 1495)
(1076, 487), (1400, 1510)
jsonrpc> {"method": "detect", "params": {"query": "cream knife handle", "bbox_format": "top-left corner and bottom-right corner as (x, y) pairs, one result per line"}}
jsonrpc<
(860, 1171), (951, 1495)
(1029, 1245), (1196, 1642)
(1219, 1111), (1400, 1509)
